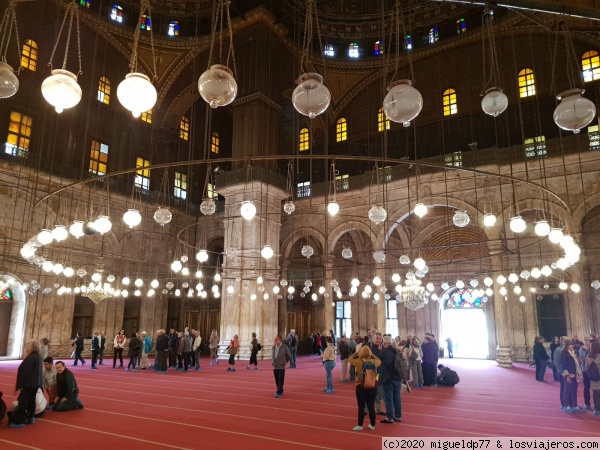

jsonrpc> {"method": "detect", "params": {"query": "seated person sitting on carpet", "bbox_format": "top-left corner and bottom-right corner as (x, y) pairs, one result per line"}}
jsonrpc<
(435, 364), (460, 387)
(43, 357), (57, 408)
(8, 388), (47, 424)
(53, 361), (84, 412)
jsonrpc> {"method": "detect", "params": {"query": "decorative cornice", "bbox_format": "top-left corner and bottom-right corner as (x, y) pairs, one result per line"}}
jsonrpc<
(232, 92), (283, 113)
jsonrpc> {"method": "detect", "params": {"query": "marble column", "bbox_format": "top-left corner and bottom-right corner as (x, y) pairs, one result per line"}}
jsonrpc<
(217, 181), (287, 360)
(323, 257), (334, 335)
(490, 247), (513, 367)
(566, 264), (593, 338)
(375, 265), (387, 334)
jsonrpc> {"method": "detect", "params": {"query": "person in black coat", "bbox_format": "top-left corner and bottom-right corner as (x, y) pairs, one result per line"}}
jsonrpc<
(10, 340), (43, 427)
(126, 333), (141, 372)
(378, 335), (402, 423)
(550, 336), (560, 381)
(72, 332), (85, 366)
(533, 336), (550, 382)
(154, 329), (170, 373)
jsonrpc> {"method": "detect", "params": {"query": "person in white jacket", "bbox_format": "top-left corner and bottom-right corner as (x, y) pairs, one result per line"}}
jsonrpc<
(193, 330), (202, 371)
(113, 329), (126, 369)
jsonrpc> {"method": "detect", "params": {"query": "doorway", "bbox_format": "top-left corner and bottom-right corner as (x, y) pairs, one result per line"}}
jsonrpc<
(441, 308), (489, 359)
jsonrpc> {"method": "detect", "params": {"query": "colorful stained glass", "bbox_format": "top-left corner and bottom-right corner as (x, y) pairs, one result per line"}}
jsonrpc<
(446, 289), (482, 309)
(1, 288), (12, 301)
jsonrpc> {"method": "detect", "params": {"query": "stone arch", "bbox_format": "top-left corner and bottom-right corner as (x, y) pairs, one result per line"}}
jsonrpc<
(496, 197), (570, 237)
(0, 273), (27, 358)
(571, 190), (600, 234)
(280, 227), (326, 263)
(327, 220), (374, 255)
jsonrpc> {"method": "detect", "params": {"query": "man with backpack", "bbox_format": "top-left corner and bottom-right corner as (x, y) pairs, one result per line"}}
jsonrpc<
(435, 364), (460, 387)
(286, 329), (298, 368)
(378, 335), (403, 424)
(348, 345), (381, 431)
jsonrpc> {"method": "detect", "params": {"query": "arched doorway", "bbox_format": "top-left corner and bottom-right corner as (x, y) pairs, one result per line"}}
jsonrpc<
(0, 274), (27, 358)
(440, 289), (489, 359)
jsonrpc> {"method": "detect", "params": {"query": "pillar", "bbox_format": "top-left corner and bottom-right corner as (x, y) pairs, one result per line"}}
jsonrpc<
(490, 245), (513, 367)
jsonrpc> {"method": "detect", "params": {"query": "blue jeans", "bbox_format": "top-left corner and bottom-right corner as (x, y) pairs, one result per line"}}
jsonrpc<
(324, 360), (336, 391)
(289, 346), (297, 368)
(382, 379), (402, 421)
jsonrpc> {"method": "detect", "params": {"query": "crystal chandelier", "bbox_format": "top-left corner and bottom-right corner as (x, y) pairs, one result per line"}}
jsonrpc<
(398, 279), (429, 310)
(84, 282), (114, 304)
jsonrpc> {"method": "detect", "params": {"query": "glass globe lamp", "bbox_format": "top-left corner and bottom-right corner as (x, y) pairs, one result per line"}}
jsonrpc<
(198, 65), (238, 108)
(413, 257), (426, 270)
(42, 261), (54, 272)
(441, 282), (450, 290)
(571, 283), (581, 293)
(452, 210), (470, 228)
(94, 215), (112, 234)
(484, 277), (493, 287)
(154, 207), (172, 225)
(499, 286), (507, 296)
(391, 273), (401, 283)
(301, 245), (314, 258)
(548, 228), (564, 244)
(273, 285), (280, 294)
(383, 79), (423, 127)
(150, 279), (159, 289)
(51, 225), (69, 242)
(170, 260), (182, 273)
(41, 69), (82, 113)
(519, 296), (526, 303)
(37, 229), (53, 245)
(520, 270), (531, 280)
(341, 247), (352, 259)
(227, 285), (235, 294)
(240, 201), (256, 220)
(508, 273), (519, 284)
(147, 289), (155, 297)
(196, 250), (209, 263)
(414, 203), (427, 218)
(52, 263), (64, 275)
(513, 286), (522, 295)
(134, 278), (144, 287)
(283, 200), (295, 215)
(470, 279), (479, 288)
(591, 280), (600, 290)
(553, 88), (596, 134)
(399, 254), (411, 265)
(368, 205), (387, 225)
(117, 73), (157, 118)
(121, 276), (130, 285)
(541, 265), (552, 277)
(496, 275), (507, 285)
(292, 73), (331, 118)
(530, 267), (542, 278)
(123, 209), (142, 228)
(509, 216), (526, 233)
(534, 220), (550, 237)
(559, 281), (568, 290)
(483, 213), (496, 227)
(82, 221), (97, 236)
(198, 198), (216, 216)
(456, 280), (465, 289)
(372, 250), (386, 263)
(327, 200), (339, 216)
(481, 88), (508, 117)
(261, 245), (274, 259)
(0, 62), (19, 98)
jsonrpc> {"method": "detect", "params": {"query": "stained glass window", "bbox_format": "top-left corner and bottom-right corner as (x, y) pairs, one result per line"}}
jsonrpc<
(299, 127), (309, 151)
(207, 183), (217, 199)
(443, 88), (458, 116)
(589, 125), (600, 150)
(582, 50), (600, 83)
(378, 107), (390, 132)
(324, 43), (335, 57)
(518, 68), (536, 98)
(348, 43), (359, 58)
(174, 172), (187, 199)
(98, 76), (110, 104)
(79, 0), (91, 7)
(141, 14), (151, 31)
(1, 288), (12, 301)
(180, 116), (189, 141)
(446, 289), (483, 309)
(524, 136), (547, 159)
(111, 4), (123, 23)
(89, 140), (108, 175)
(335, 174), (349, 190)
(405, 35), (412, 50)
(456, 18), (466, 34)
(141, 109), (152, 124)
(374, 40), (384, 56)
(6, 111), (32, 157)
(445, 151), (462, 167)
(21, 39), (38, 71)
(168, 20), (180, 37)
(135, 157), (150, 191)
(429, 27), (439, 44)
(211, 132), (219, 154)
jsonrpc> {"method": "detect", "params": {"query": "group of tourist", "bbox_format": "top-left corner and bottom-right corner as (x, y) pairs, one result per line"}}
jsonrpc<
(535, 333), (600, 416)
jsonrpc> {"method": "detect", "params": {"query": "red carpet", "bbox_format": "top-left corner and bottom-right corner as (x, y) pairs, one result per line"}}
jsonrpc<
(0, 356), (598, 449)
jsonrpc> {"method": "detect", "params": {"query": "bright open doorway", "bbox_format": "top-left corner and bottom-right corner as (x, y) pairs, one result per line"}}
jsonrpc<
(440, 291), (489, 359)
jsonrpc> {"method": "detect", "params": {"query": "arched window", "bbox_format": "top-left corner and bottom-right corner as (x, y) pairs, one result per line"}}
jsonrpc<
(374, 40), (384, 56)
(211, 132), (219, 154)
(97, 76), (110, 104)
(179, 117), (189, 141)
(5, 111), (32, 158)
(429, 27), (439, 44)
(456, 18), (466, 34)
(110, 4), (123, 23)
(336, 118), (347, 142)
(299, 127), (309, 151)
(446, 289), (483, 309)
(348, 43), (359, 58)
(324, 43), (335, 57)
(378, 107), (390, 132)
(443, 88), (457, 116)
(168, 20), (180, 37)
(141, 109), (152, 124)
(518, 68), (536, 98)
(20, 39), (37, 71)
(141, 14), (151, 31)
(79, 0), (90, 7)
(582, 50), (600, 83)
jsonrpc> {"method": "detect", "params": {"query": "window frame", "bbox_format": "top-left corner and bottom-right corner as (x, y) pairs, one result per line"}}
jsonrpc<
(135, 157), (151, 191)
(524, 136), (547, 159)
(336, 118), (347, 142)
(299, 127), (309, 152)
(211, 132), (219, 154)
(5, 110), (32, 158)
(141, 109), (152, 124)
(180, 116), (190, 141)
(374, 40), (384, 56)
(89, 140), (109, 176)
(20, 39), (38, 72)
(168, 20), (180, 37)
(518, 68), (536, 98)
(296, 181), (311, 198)
(443, 88), (458, 116)
(582, 50), (600, 83)
(444, 151), (462, 167)
(588, 124), (600, 151)
(335, 300), (352, 340)
(335, 174), (350, 191)
(348, 43), (359, 58)
(385, 299), (398, 337)
(174, 171), (187, 200)
(97, 76), (111, 105)
(378, 107), (390, 132)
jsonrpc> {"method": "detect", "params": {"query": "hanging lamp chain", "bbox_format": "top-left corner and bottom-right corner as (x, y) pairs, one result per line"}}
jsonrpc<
(398, 0), (415, 84)
(481, 7), (501, 94)
(0, 1), (21, 66)
(224, 0), (237, 77)
(47, 1), (82, 75)
(286, 160), (294, 200)
(129, 0), (157, 79)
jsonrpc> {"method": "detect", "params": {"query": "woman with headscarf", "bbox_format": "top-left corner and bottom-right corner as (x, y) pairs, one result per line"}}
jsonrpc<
(560, 339), (584, 413)
(209, 329), (219, 365)
(348, 345), (381, 431)
(226, 334), (239, 372)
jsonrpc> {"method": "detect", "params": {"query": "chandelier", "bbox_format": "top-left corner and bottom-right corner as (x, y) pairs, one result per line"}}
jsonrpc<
(82, 282), (114, 304)
(398, 279), (429, 310)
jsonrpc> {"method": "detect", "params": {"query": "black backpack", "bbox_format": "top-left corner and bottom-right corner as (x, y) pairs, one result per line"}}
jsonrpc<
(0, 392), (6, 421)
(394, 349), (408, 380)
(291, 335), (297, 346)
(257, 343), (262, 351)
(588, 360), (600, 382)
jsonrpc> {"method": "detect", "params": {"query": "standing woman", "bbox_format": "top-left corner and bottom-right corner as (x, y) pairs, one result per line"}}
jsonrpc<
(226, 334), (239, 372)
(209, 329), (219, 365)
(321, 336), (336, 394)
(561, 339), (584, 413)
(585, 341), (600, 416)
(126, 333), (141, 372)
(533, 336), (549, 382)
(39, 338), (49, 360)
(409, 337), (424, 387)
(139, 331), (152, 370)
(72, 332), (85, 366)
(247, 332), (259, 370)
(113, 329), (126, 369)
(550, 336), (560, 381)
(348, 346), (381, 431)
